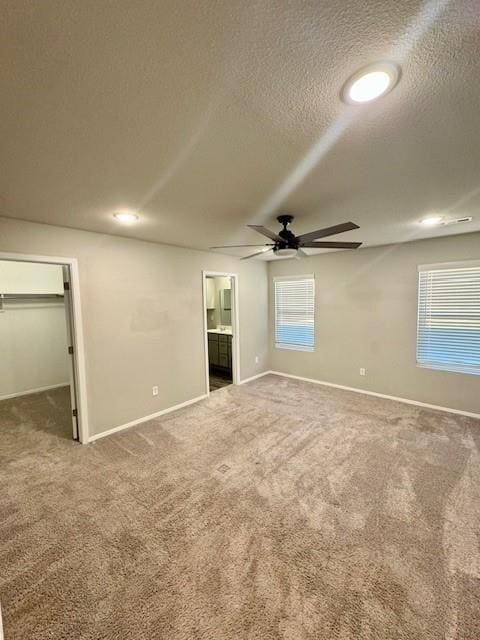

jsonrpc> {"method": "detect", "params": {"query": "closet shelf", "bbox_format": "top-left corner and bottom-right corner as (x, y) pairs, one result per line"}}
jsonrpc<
(0, 293), (64, 310)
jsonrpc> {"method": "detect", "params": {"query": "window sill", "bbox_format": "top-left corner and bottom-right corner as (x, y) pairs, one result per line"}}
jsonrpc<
(275, 343), (314, 353)
(416, 362), (480, 376)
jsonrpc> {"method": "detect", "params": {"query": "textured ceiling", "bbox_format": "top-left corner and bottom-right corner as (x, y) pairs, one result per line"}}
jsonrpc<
(1, 0), (480, 259)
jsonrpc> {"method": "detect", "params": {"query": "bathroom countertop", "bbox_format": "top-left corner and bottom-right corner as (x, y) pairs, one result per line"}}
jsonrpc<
(207, 329), (233, 335)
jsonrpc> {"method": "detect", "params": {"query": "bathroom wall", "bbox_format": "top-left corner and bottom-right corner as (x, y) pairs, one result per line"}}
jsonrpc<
(206, 276), (232, 329)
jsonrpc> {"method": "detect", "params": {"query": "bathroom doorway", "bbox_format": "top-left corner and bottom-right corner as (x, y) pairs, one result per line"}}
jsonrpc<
(202, 271), (240, 394)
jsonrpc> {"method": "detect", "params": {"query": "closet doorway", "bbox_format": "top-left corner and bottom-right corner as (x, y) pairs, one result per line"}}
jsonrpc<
(202, 271), (240, 394)
(0, 255), (87, 443)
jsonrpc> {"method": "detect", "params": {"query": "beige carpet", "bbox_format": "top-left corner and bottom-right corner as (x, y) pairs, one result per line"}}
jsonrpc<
(1, 375), (479, 639)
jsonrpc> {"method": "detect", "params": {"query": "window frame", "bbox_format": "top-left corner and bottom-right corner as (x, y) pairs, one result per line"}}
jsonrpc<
(273, 274), (315, 353)
(416, 259), (480, 376)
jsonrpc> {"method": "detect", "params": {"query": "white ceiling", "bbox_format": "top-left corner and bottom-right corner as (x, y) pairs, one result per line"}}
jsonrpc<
(1, 0), (480, 259)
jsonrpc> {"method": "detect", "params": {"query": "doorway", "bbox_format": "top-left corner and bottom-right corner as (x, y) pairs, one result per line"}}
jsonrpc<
(202, 271), (240, 394)
(0, 254), (88, 442)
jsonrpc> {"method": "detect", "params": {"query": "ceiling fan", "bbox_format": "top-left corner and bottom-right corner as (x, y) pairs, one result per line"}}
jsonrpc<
(210, 214), (362, 259)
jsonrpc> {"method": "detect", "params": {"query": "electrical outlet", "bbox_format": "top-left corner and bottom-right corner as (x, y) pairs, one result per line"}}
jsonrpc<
(255, 356), (259, 364)
(359, 368), (366, 376)
(152, 385), (159, 396)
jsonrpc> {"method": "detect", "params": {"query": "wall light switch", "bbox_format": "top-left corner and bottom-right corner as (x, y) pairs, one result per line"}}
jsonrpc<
(152, 386), (159, 396)
(255, 356), (259, 364)
(359, 368), (366, 376)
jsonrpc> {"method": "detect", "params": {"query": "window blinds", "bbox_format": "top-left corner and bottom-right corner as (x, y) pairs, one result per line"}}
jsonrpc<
(274, 275), (315, 351)
(417, 261), (480, 375)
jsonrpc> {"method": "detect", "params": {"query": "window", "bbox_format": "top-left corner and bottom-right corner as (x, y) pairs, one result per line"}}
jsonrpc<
(274, 275), (315, 352)
(416, 261), (480, 375)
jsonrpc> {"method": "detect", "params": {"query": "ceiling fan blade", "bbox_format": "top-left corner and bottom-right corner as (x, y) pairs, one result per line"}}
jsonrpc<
(300, 241), (363, 249)
(210, 244), (274, 249)
(247, 225), (283, 242)
(240, 248), (273, 260)
(297, 221), (359, 243)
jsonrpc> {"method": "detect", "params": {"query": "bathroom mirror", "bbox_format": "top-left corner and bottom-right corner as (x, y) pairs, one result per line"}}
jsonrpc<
(220, 288), (231, 325)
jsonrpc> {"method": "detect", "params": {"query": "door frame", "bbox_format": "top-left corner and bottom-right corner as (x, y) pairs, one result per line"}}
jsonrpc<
(0, 251), (89, 443)
(202, 271), (240, 395)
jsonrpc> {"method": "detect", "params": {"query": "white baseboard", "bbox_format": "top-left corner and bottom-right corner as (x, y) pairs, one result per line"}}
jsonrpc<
(88, 394), (208, 442)
(87, 369), (479, 443)
(0, 382), (69, 401)
(270, 371), (480, 419)
(239, 371), (272, 385)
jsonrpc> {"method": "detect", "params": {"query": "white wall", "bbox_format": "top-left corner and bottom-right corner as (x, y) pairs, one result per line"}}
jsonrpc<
(0, 218), (269, 436)
(0, 261), (69, 399)
(269, 232), (480, 415)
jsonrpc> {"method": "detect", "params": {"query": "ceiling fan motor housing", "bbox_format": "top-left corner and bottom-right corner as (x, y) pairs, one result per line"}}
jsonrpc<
(275, 214), (299, 252)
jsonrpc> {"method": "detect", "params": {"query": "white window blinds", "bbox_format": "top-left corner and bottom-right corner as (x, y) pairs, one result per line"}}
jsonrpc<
(274, 275), (315, 352)
(417, 261), (480, 375)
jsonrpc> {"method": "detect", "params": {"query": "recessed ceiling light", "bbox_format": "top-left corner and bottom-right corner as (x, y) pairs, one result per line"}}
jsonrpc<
(419, 215), (444, 227)
(341, 62), (401, 105)
(113, 211), (139, 224)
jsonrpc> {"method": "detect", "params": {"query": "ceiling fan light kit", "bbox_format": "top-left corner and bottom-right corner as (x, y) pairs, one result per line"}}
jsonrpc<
(210, 215), (363, 260)
(276, 248), (298, 258)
